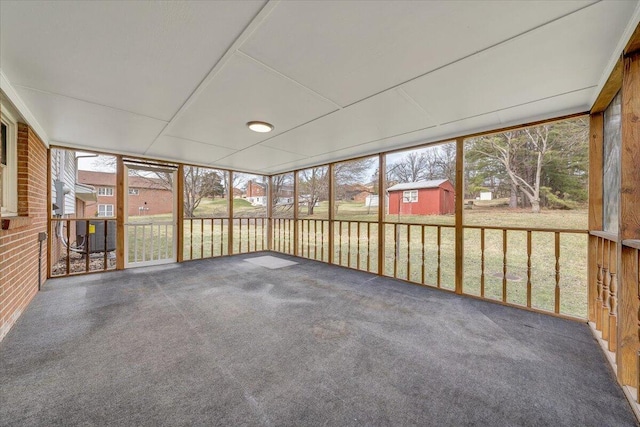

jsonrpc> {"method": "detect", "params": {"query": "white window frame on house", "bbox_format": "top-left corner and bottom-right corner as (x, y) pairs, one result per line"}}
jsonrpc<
(402, 190), (418, 203)
(98, 187), (114, 196)
(1, 102), (18, 216)
(98, 204), (114, 217)
(128, 188), (139, 195)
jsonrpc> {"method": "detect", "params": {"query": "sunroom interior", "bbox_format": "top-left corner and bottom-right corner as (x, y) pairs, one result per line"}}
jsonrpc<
(1, 1), (640, 425)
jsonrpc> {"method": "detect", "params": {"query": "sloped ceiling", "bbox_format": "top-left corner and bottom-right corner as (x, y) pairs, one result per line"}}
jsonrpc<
(1, 0), (638, 174)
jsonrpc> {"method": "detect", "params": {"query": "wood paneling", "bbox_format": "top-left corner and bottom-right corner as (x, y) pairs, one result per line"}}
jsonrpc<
(617, 52), (640, 387)
(624, 22), (640, 56)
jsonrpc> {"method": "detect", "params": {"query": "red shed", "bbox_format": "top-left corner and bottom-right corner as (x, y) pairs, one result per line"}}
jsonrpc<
(387, 179), (455, 215)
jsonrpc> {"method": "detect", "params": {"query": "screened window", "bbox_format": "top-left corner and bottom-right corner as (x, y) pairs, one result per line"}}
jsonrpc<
(98, 204), (114, 217)
(403, 190), (418, 203)
(98, 187), (114, 196)
(1, 103), (18, 215)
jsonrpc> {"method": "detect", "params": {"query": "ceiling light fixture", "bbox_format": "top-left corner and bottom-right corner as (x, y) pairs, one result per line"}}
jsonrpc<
(247, 121), (274, 133)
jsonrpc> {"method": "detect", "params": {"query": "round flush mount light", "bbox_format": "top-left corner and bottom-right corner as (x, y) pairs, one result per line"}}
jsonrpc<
(247, 121), (274, 133)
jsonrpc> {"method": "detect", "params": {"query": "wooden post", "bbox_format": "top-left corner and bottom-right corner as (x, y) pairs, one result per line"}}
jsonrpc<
(588, 113), (604, 323)
(266, 175), (273, 251)
(293, 171), (299, 257)
(328, 164), (335, 264)
(228, 171), (234, 255)
(46, 147), (52, 279)
(617, 50), (640, 387)
(176, 164), (184, 262)
(378, 154), (386, 276)
(116, 155), (125, 269)
(455, 138), (464, 294)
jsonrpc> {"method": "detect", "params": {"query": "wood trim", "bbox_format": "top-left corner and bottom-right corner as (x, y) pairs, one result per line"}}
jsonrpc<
(228, 171), (234, 255)
(328, 163), (335, 264)
(591, 59), (623, 114)
(176, 164), (184, 262)
(378, 154), (386, 276)
(46, 147), (52, 280)
(622, 240), (640, 250)
(617, 51), (640, 387)
(267, 175), (273, 251)
(590, 230), (619, 242)
(455, 138), (464, 294)
(625, 22), (640, 56)
(589, 113), (604, 230)
(293, 171), (299, 257)
(115, 155), (125, 270)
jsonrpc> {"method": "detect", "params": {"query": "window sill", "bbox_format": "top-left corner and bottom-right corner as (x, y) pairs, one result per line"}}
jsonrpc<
(1, 216), (34, 230)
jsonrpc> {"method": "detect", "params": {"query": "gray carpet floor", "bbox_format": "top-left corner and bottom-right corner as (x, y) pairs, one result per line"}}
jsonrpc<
(1, 252), (637, 426)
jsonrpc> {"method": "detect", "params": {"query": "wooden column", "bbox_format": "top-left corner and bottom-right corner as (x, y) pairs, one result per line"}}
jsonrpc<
(266, 175), (273, 251)
(228, 171), (234, 255)
(455, 138), (464, 294)
(293, 171), (299, 256)
(378, 154), (386, 276)
(588, 113), (604, 322)
(176, 164), (184, 262)
(116, 155), (125, 269)
(46, 147), (52, 279)
(328, 163), (335, 265)
(617, 50), (640, 387)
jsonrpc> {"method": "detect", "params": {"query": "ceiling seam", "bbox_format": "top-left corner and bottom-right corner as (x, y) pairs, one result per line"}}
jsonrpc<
(12, 84), (169, 123)
(336, 0), (602, 110)
(141, 0), (282, 156)
(235, 50), (343, 109)
(261, 86), (595, 171)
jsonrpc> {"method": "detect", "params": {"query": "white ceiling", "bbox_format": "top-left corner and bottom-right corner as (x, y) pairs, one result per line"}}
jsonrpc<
(1, 0), (638, 175)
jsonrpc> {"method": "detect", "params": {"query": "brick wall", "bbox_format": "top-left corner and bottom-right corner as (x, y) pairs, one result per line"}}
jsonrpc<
(0, 123), (48, 341)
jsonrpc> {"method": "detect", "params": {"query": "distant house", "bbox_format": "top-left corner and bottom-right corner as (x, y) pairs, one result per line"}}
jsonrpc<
(342, 184), (373, 203)
(77, 170), (173, 217)
(244, 179), (268, 206)
(387, 179), (455, 215)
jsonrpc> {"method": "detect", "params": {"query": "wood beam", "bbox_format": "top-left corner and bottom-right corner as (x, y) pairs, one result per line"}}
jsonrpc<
(588, 113), (604, 322)
(228, 171), (234, 255)
(592, 59), (623, 114)
(176, 164), (184, 262)
(617, 51), (640, 387)
(328, 163), (335, 265)
(455, 138), (464, 294)
(624, 22), (640, 56)
(378, 154), (386, 276)
(116, 155), (125, 269)
(293, 172), (299, 256)
(267, 175), (273, 251)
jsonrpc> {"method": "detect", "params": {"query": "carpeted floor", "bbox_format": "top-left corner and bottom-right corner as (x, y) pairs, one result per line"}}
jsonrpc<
(1, 252), (637, 426)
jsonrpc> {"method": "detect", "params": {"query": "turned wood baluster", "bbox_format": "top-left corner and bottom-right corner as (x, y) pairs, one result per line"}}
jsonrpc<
(601, 239), (611, 341)
(596, 237), (603, 330)
(609, 268), (618, 352)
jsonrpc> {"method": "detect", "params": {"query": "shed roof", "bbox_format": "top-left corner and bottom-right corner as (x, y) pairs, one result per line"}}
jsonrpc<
(387, 179), (449, 192)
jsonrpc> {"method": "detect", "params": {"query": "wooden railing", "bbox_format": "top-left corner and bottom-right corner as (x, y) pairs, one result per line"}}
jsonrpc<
(126, 221), (175, 266)
(589, 231), (619, 352)
(297, 219), (329, 262)
(334, 220), (378, 273)
(50, 218), (116, 277)
(621, 239), (640, 403)
(233, 217), (268, 254)
(183, 218), (229, 260)
(383, 222), (455, 289)
(272, 218), (295, 255)
(464, 226), (588, 316)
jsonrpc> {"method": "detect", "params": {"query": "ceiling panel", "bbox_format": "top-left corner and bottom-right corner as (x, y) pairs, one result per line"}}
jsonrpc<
(15, 87), (167, 154)
(146, 136), (237, 166)
(241, 1), (597, 107)
(164, 53), (338, 151)
(0, 1), (266, 121)
(261, 88), (435, 157)
(211, 145), (308, 172)
(401, 1), (632, 125)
